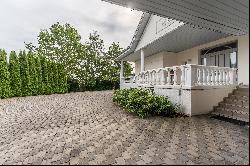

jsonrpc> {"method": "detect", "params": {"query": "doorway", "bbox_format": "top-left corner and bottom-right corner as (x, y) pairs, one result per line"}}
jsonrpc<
(200, 42), (238, 68)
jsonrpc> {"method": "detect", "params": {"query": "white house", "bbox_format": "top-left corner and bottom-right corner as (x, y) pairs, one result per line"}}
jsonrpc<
(103, 0), (249, 121)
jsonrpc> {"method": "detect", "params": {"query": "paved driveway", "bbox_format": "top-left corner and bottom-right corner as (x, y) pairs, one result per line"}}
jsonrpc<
(0, 91), (249, 165)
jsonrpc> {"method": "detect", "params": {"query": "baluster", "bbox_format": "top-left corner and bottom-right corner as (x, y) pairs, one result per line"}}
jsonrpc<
(173, 67), (177, 85)
(214, 69), (219, 85)
(181, 66), (185, 86)
(198, 68), (203, 85)
(161, 69), (166, 85)
(167, 68), (171, 85)
(218, 69), (222, 85)
(211, 68), (215, 86)
(207, 68), (211, 85)
(203, 68), (207, 85)
(222, 69), (226, 85)
(151, 71), (154, 85)
(158, 70), (161, 85)
(226, 69), (230, 85)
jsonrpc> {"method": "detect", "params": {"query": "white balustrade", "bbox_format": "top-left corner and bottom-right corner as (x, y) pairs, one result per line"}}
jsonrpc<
(122, 65), (238, 88)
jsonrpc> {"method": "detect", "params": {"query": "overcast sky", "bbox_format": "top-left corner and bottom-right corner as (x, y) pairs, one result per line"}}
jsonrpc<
(0, 0), (142, 54)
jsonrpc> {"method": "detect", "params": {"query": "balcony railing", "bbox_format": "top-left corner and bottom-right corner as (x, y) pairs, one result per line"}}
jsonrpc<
(121, 64), (238, 88)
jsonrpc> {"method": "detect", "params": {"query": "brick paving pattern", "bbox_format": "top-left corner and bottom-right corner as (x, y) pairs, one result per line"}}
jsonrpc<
(0, 91), (249, 165)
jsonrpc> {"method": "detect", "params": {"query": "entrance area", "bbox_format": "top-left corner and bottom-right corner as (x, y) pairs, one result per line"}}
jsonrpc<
(200, 42), (238, 68)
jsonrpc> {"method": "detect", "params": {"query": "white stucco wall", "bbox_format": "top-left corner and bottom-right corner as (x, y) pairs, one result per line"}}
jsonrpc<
(154, 86), (236, 116)
(135, 52), (163, 75)
(163, 52), (178, 67)
(237, 35), (249, 85)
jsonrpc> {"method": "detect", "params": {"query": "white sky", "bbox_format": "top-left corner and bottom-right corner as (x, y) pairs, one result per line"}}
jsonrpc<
(0, 0), (142, 54)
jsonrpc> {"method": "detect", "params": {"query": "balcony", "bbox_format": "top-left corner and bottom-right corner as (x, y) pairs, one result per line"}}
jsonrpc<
(121, 64), (238, 90)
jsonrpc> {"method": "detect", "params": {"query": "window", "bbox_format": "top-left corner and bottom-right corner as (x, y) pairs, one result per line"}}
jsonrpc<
(230, 51), (237, 68)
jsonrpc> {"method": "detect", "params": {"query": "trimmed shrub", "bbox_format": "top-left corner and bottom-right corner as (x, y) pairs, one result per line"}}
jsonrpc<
(57, 63), (68, 93)
(0, 49), (11, 98)
(113, 88), (178, 118)
(19, 51), (32, 96)
(28, 52), (38, 95)
(40, 56), (49, 95)
(9, 51), (22, 97)
(51, 61), (59, 93)
(35, 56), (43, 95)
(47, 60), (53, 94)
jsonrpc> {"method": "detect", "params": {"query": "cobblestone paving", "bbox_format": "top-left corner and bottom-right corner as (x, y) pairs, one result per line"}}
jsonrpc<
(0, 91), (249, 165)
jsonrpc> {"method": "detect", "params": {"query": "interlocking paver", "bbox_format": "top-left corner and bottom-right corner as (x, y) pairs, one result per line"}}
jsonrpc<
(0, 91), (249, 165)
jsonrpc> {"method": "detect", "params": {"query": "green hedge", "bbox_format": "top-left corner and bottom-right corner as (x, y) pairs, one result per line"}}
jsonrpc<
(113, 88), (178, 118)
(0, 49), (11, 98)
(0, 49), (68, 99)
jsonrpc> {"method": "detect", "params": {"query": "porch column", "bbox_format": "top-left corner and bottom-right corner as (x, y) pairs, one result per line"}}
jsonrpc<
(120, 60), (124, 78)
(141, 49), (145, 72)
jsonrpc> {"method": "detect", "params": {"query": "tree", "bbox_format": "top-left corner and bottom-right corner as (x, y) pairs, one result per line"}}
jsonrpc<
(35, 56), (43, 95)
(51, 61), (59, 93)
(19, 51), (32, 96)
(9, 51), (22, 97)
(28, 52), (38, 95)
(25, 22), (82, 77)
(25, 22), (133, 91)
(47, 60), (53, 94)
(57, 63), (68, 93)
(40, 56), (49, 95)
(0, 49), (11, 98)
(104, 42), (133, 80)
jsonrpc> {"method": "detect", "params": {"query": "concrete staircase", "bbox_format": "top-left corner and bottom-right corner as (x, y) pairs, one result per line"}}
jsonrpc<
(210, 85), (249, 124)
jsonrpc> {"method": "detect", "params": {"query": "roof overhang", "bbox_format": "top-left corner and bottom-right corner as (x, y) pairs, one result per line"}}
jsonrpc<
(103, 0), (249, 36)
(121, 24), (228, 62)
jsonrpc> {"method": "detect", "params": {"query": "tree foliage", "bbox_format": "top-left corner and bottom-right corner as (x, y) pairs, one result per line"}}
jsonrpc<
(0, 50), (68, 99)
(0, 49), (11, 98)
(28, 52), (39, 95)
(9, 51), (22, 97)
(25, 23), (133, 91)
(19, 51), (32, 96)
(35, 56), (43, 95)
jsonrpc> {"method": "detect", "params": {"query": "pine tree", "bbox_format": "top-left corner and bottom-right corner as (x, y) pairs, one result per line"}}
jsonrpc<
(9, 51), (22, 97)
(28, 52), (38, 95)
(40, 56), (49, 95)
(0, 49), (11, 98)
(19, 51), (32, 96)
(35, 56), (43, 95)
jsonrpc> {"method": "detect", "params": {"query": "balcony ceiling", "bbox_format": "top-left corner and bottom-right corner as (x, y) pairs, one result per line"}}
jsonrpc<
(103, 0), (249, 36)
(122, 24), (228, 62)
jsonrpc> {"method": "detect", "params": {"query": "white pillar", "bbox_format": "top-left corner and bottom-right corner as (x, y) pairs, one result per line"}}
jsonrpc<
(141, 49), (145, 72)
(120, 60), (124, 78)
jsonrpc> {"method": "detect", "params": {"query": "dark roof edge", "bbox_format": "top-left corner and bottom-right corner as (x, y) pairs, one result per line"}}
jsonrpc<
(116, 12), (151, 61)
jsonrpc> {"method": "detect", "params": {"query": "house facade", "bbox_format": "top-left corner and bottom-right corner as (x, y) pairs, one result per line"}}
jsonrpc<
(103, 0), (249, 118)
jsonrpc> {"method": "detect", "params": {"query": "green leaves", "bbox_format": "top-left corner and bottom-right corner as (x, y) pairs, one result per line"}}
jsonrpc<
(19, 51), (32, 96)
(9, 51), (22, 97)
(113, 88), (178, 118)
(0, 49), (11, 98)
(25, 22), (133, 91)
(0, 50), (68, 99)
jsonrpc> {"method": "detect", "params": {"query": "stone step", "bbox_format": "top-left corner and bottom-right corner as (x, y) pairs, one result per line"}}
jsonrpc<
(237, 87), (249, 92)
(228, 94), (249, 100)
(212, 107), (249, 123)
(219, 102), (249, 111)
(233, 90), (249, 97)
(224, 98), (249, 107)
